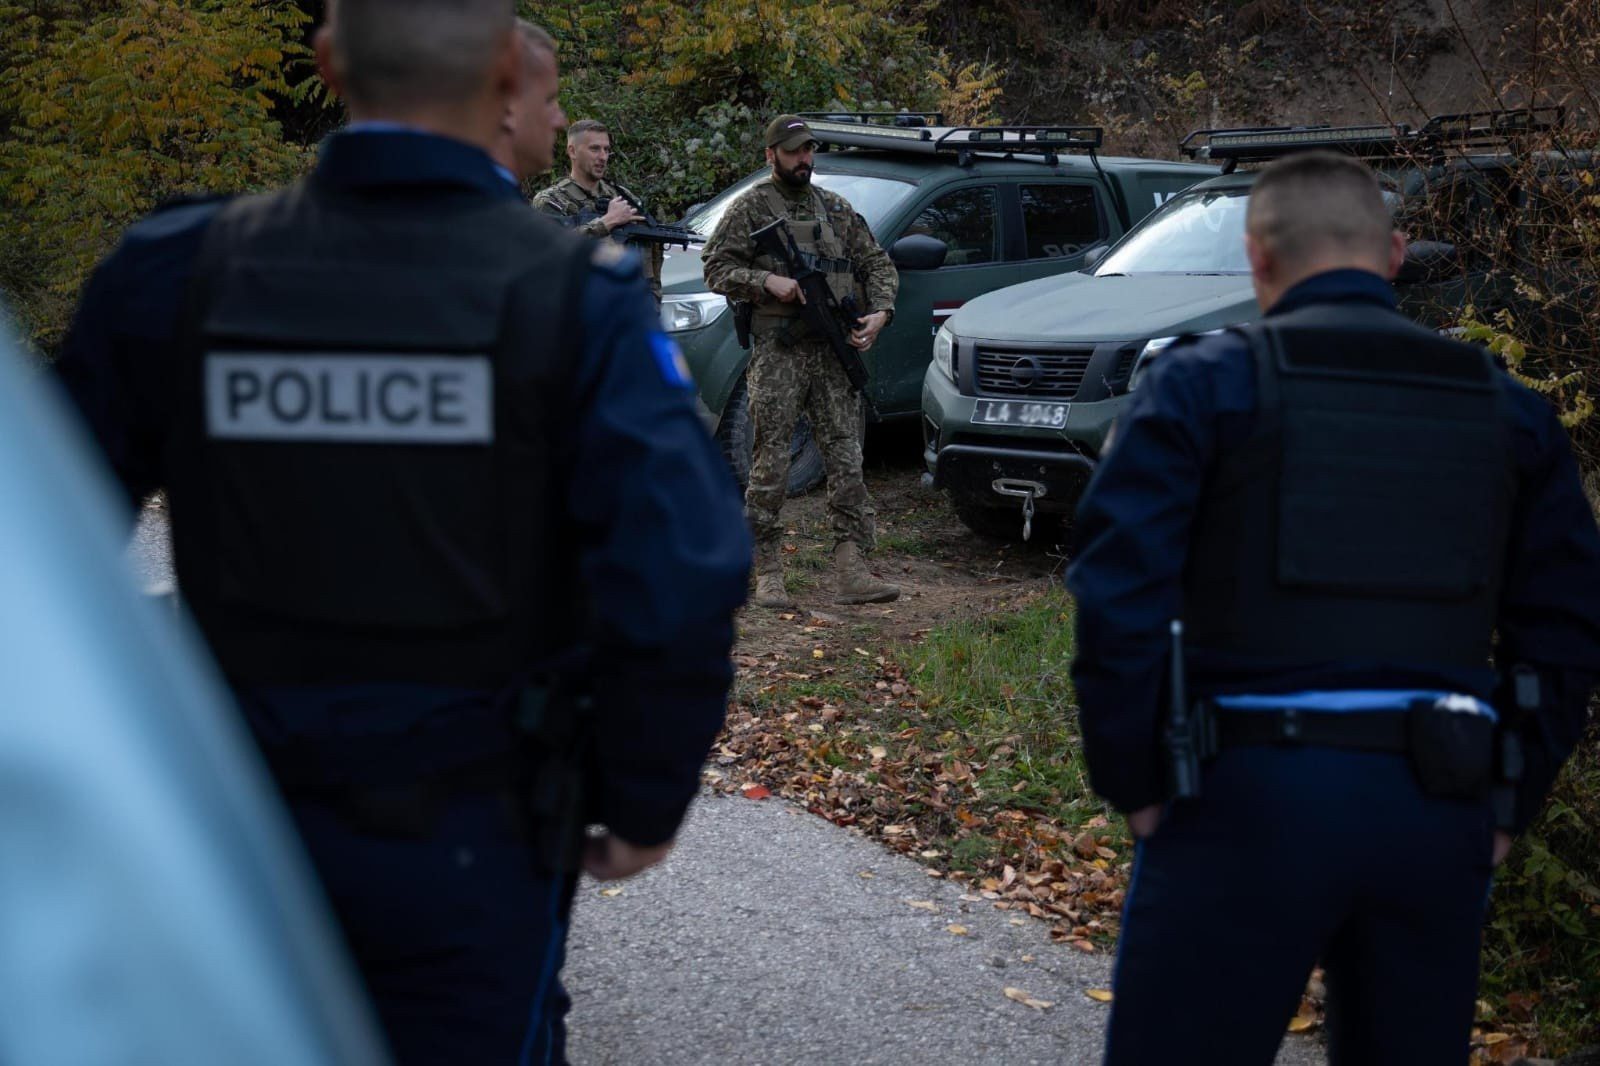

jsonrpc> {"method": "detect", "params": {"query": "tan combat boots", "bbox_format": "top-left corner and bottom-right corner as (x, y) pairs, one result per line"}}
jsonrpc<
(833, 541), (900, 605)
(752, 542), (793, 610)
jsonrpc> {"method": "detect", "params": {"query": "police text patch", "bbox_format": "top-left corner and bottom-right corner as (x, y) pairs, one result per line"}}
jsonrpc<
(205, 353), (493, 444)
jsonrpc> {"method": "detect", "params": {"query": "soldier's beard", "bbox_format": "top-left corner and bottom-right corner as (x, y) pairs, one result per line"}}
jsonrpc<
(774, 160), (813, 188)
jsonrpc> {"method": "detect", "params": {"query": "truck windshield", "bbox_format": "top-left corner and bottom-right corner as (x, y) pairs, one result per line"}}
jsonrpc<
(686, 171), (916, 240)
(1095, 187), (1251, 275)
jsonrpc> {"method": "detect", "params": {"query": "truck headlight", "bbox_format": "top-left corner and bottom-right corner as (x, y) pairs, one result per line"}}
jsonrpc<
(661, 293), (729, 333)
(932, 325), (956, 383)
(1129, 329), (1224, 391)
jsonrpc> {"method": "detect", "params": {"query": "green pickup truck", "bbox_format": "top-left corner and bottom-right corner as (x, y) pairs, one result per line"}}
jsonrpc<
(922, 108), (1574, 540)
(660, 114), (1216, 492)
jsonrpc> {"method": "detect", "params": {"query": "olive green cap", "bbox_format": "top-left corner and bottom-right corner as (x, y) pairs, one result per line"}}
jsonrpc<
(765, 114), (818, 151)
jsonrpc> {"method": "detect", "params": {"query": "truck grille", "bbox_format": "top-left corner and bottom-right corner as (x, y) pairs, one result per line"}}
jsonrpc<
(974, 345), (1095, 398)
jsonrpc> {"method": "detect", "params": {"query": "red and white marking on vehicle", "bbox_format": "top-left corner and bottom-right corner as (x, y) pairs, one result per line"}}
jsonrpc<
(931, 300), (965, 334)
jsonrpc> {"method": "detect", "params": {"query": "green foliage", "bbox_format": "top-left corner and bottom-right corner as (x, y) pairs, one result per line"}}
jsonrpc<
(521, 0), (999, 214)
(1481, 718), (1600, 1053)
(1459, 306), (1596, 435)
(0, 0), (315, 354)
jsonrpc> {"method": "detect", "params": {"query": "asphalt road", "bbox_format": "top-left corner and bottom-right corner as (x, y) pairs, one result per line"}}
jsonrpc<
(126, 507), (1325, 1065)
(564, 792), (1326, 1066)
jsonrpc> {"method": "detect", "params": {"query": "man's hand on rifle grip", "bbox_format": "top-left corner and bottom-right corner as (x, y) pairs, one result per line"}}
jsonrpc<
(762, 274), (806, 304)
(849, 310), (889, 350)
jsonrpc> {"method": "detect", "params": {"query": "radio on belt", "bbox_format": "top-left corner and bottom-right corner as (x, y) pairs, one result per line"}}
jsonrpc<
(204, 352), (494, 444)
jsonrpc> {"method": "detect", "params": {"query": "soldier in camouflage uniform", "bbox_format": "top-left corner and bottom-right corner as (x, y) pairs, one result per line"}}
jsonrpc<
(702, 114), (900, 609)
(533, 118), (664, 304)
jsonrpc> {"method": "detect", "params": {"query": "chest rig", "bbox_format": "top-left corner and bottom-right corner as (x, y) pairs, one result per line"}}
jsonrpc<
(754, 183), (856, 316)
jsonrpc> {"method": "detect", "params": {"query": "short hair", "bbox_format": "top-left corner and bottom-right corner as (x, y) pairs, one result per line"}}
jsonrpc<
(568, 119), (610, 144)
(1246, 151), (1394, 268)
(329, 0), (515, 110)
(516, 18), (556, 70)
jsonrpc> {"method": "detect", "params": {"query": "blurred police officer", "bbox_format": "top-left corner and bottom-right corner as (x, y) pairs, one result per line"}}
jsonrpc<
(1067, 151), (1600, 1066)
(490, 20), (564, 186)
(533, 120), (665, 304)
(55, 3), (751, 1063)
(702, 114), (900, 609)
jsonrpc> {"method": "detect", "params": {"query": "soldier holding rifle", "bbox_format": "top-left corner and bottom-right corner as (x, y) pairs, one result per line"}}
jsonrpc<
(702, 114), (900, 609)
(534, 118), (667, 304)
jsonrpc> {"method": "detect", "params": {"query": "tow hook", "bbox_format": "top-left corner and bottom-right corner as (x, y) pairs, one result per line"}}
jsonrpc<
(992, 478), (1047, 541)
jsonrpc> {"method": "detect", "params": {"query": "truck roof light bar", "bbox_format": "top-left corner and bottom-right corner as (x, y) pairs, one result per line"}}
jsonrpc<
(1180, 107), (1569, 168)
(1180, 124), (1411, 162)
(808, 119), (933, 143)
(1418, 106), (1566, 144)
(798, 111), (944, 129)
(807, 118), (1105, 163)
(937, 125), (1105, 151)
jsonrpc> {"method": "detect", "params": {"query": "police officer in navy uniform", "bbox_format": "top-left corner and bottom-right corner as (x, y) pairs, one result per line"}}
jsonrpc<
(1066, 150), (1600, 1065)
(55, 3), (750, 1064)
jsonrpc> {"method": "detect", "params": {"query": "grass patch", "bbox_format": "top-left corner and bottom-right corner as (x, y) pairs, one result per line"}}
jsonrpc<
(876, 530), (944, 557)
(899, 585), (1099, 826)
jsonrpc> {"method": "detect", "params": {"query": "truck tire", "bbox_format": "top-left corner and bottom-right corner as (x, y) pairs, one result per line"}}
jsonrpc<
(714, 374), (825, 496)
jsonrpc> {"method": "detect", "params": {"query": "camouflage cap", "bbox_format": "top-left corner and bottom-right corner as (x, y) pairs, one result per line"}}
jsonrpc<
(765, 114), (817, 151)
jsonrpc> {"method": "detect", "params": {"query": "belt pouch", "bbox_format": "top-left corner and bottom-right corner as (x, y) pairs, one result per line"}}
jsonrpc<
(1407, 702), (1495, 800)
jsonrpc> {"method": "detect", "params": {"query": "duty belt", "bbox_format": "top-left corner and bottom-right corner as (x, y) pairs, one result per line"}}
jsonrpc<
(1213, 706), (1411, 753)
(1208, 697), (1502, 806)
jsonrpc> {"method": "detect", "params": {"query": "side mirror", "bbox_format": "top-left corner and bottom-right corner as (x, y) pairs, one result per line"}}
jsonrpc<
(1082, 245), (1109, 270)
(889, 234), (949, 271)
(1395, 240), (1461, 285)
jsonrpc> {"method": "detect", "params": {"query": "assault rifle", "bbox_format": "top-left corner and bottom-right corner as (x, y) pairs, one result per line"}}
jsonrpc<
(568, 191), (703, 249)
(749, 217), (877, 416)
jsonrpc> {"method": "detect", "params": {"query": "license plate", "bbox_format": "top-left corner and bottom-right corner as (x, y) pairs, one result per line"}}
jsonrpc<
(970, 400), (1070, 428)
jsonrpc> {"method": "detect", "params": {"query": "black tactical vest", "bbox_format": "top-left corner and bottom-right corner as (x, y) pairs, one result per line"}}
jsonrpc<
(1183, 303), (1516, 673)
(167, 178), (591, 687)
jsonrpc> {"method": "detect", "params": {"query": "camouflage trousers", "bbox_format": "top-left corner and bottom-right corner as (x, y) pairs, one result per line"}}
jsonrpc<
(745, 333), (875, 552)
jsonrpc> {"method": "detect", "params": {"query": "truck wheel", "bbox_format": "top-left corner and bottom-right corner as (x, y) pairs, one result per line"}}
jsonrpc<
(715, 374), (825, 496)
(953, 499), (1065, 544)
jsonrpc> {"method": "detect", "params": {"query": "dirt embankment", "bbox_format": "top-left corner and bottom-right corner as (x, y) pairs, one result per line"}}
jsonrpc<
(941, 0), (1534, 157)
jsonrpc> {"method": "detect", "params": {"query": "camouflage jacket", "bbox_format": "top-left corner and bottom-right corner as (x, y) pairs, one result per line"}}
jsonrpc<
(701, 174), (898, 316)
(533, 175), (663, 300)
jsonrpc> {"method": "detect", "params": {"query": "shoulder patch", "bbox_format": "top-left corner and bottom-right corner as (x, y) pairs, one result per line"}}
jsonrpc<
(647, 331), (695, 389)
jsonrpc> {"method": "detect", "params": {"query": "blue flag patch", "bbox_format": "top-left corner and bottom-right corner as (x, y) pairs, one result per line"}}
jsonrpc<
(648, 331), (694, 389)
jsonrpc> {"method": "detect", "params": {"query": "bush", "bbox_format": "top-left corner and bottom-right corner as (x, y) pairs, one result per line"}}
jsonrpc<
(521, 0), (1000, 215)
(1482, 717), (1600, 1053)
(0, 0), (316, 357)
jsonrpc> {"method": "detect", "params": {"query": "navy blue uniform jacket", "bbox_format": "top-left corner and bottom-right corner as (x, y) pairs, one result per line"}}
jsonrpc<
(56, 130), (752, 847)
(1066, 269), (1600, 823)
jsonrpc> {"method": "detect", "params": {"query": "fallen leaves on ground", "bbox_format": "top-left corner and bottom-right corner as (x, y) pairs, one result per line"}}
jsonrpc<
(708, 636), (1134, 949)
(1003, 987), (1054, 1010)
(1085, 989), (1114, 1003)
